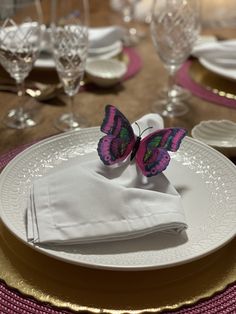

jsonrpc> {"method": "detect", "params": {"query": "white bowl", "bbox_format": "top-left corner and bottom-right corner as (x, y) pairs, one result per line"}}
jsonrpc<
(191, 120), (236, 156)
(85, 59), (127, 87)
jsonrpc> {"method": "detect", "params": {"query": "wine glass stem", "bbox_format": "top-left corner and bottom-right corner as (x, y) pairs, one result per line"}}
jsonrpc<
(167, 68), (176, 97)
(166, 66), (180, 111)
(68, 95), (75, 123)
(16, 80), (26, 120)
(16, 81), (25, 97)
(123, 4), (133, 24)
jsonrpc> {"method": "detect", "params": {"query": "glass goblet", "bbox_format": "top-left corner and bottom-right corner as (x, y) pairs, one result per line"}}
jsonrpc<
(150, 0), (200, 117)
(50, 0), (89, 132)
(0, 0), (43, 129)
(119, 0), (143, 46)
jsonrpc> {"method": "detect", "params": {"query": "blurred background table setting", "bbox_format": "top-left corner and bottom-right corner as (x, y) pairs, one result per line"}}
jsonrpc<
(0, 0), (235, 313)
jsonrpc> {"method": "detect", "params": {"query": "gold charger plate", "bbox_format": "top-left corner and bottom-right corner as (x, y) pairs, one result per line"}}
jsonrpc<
(0, 221), (235, 313)
(189, 59), (236, 100)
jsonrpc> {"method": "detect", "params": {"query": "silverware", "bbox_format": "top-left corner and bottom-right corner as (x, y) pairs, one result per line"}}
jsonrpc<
(0, 81), (63, 101)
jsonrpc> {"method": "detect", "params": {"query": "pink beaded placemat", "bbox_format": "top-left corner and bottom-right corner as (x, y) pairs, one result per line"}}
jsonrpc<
(176, 59), (236, 109)
(0, 144), (235, 314)
(0, 278), (235, 313)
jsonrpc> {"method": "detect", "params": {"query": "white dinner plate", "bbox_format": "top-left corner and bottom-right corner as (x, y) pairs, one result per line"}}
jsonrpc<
(0, 128), (235, 270)
(199, 57), (236, 81)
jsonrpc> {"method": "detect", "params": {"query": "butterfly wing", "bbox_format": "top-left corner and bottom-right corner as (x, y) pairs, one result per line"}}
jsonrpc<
(97, 105), (136, 165)
(136, 128), (187, 177)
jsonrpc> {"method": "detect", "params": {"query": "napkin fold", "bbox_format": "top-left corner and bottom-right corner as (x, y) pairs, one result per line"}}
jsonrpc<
(37, 26), (125, 68)
(41, 26), (124, 54)
(193, 40), (236, 68)
(26, 114), (187, 245)
(88, 26), (125, 50)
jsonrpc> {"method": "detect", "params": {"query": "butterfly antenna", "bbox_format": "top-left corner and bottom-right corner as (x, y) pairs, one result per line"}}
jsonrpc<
(140, 126), (153, 137)
(135, 122), (141, 136)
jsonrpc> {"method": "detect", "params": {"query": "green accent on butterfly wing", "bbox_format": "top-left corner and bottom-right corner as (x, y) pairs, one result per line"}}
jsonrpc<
(143, 136), (162, 162)
(120, 127), (129, 140)
(119, 127), (131, 155)
(163, 136), (172, 150)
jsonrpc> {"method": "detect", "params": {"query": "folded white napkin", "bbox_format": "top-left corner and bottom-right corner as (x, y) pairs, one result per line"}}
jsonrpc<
(193, 40), (236, 68)
(27, 114), (187, 245)
(88, 26), (125, 50)
(41, 26), (124, 53)
(36, 26), (124, 68)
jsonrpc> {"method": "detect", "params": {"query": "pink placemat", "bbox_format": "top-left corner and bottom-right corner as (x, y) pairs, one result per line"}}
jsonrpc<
(123, 47), (142, 80)
(0, 143), (235, 313)
(176, 59), (236, 109)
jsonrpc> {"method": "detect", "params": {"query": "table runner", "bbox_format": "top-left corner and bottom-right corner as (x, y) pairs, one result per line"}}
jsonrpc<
(0, 144), (235, 314)
(176, 59), (236, 109)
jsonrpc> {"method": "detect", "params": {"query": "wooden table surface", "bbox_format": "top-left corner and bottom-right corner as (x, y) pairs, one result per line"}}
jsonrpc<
(0, 0), (236, 158)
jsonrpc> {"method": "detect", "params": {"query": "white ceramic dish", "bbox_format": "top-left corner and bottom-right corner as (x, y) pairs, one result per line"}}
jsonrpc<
(85, 59), (127, 87)
(0, 128), (235, 270)
(192, 120), (236, 156)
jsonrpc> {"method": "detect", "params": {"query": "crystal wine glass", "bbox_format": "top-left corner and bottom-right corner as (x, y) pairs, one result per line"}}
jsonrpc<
(0, 0), (43, 129)
(150, 0), (200, 117)
(50, 0), (89, 132)
(119, 0), (143, 46)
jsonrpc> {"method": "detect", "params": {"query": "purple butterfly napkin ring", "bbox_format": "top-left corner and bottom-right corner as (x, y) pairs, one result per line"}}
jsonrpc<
(97, 105), (187, 177)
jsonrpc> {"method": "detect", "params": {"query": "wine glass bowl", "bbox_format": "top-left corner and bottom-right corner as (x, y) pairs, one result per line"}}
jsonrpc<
(150, 0), (200, 117)
(0, 1), (43, 129)
(50, 0), (89, 132)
